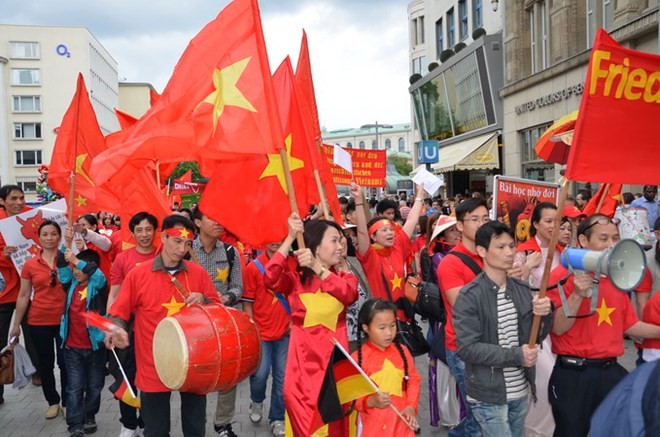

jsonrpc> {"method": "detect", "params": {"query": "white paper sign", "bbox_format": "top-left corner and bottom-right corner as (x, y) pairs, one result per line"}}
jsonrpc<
(333, 144), (353, 173)
(412, 168), (444, 195)
(0, 199), (69, 273)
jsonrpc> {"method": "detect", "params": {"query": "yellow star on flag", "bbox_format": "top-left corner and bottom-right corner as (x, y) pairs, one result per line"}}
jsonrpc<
(371, 359), (405, 397)
(299, 289), (344, 330)
(390, 272), (403, 291)
(75, 154), (95, 186)
(78, 286), (88, 301)
(596, 298), (616, 326)
(75, 194), (87, 206)
(215, 267), (229, 283)
(162, 295), (185, 317)
(258, 134), (304, 194)
(198, 57), (257, 134)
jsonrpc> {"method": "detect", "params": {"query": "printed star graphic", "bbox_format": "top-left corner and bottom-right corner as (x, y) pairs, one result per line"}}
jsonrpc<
(215, 267), (229, 283)
(390, 272), (403, 291)
(198, 57), (256, 134)
(179, 228), (191, 239)
(268, 290), (279, 305)
(371, 359), (405, 397)
(78, 287), (88, 301)
(75, 154), (95, 186)
(162, 295), (185, 317)
(75, 194), (87, 206)
(258, 134), (304, 194)
(299, 289), (344, 330)
(596, 298), (616, 326)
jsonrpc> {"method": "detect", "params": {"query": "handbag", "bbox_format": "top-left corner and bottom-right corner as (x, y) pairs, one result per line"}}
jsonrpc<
(0, 340), (16, 385)
(404, 275), (446, 323)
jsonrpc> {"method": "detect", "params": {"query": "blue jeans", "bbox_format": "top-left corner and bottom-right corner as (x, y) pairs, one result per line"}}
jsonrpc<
(64, 347), (106, 432)
(470, 397), (528, 437)
(249, 335), (289, 422)
(446, 348), (481, 437)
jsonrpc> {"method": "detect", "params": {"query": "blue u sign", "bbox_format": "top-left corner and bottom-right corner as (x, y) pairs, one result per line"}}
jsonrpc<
(417, 140), (439, 164)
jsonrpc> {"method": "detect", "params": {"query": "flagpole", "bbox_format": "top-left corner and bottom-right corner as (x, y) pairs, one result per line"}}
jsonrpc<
(595, 183), (610, 214)
(155, 160), (161, 189)
(110, 347), (138, 399)
(330, 338), (416, 432)
(528, 177), (570, 346)
(67, 77), (83, 237)
(314, 138), (330, 220)
(280, 148), (306, 249)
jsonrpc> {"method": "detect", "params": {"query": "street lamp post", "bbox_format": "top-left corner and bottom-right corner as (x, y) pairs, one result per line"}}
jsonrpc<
(0, 56), (9, 186)
(360, 121), (393, 150)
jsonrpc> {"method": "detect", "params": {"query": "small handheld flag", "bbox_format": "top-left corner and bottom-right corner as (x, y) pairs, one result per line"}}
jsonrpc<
(82, 312), (120, 334)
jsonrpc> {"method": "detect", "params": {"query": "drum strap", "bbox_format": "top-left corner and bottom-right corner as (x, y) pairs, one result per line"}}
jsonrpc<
(253, 259), (292, 315)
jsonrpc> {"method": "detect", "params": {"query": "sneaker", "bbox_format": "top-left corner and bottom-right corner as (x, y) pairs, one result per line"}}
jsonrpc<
(270, 420), (285, 437)
(214, 423), (237, 437)
(70, 429), (84, 437)
(118, 426), (138, 437)
(83, 418), (97, 434)
(249, 401), (263, 423)
(45, 404), (60, 419)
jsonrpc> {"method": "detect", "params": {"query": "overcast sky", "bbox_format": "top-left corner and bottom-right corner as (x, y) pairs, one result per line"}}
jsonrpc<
(2, 0), (412, 131)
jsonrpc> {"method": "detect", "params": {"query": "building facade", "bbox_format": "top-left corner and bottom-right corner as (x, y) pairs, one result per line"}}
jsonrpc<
(0, 24), (118, 201)
(118, 81), (157, 119)
(322, 122), (415, 154)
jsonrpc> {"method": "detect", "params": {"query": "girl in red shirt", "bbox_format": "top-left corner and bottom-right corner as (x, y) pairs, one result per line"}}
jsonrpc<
(11, 220), (67, 420)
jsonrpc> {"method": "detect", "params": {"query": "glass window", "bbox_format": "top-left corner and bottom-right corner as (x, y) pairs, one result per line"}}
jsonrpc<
(13, 122), (42, 139)
(419, 16), (425, 44)
(411, 18), (419, 46)
(447, 8), (456, 48)
(359, 141), (365, 149)
(530, 1), (548, 73)
(459, 0), (469, 41)
(346, 142), (353, 149)
(587, 0), (614, 48)
(384, 139), (392, 150)
(473, 0), (483, 30)
(10, 68), (40, 86)
(12, 96), (41, 112)
(15, 177), (38, 193)
(398, 138), (405, 152)
(520, 123), (554, 181)
(436, 18), (444, 58)
(9, 42), (40, 59)
(15, 150), (43, 166)
(372, 139), (377, 149)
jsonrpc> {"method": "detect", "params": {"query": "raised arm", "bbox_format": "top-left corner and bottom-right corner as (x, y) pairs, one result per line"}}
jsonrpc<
(349, 182), (370, 256)
(402, 184), (426, 238)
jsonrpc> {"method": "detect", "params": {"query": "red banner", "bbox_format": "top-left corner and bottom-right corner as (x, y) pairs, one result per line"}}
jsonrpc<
(321, 145), (387, 187)
(565, 28), (660, 185)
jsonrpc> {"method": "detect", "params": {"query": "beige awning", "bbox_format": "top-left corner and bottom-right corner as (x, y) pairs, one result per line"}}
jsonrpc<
(432, 132), (500, 173)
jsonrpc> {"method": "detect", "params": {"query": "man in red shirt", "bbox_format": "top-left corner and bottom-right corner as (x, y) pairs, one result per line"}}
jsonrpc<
(106, 212), (158, 437)
(242, 241), (291, 437)
(547, 214), (660, 437)
(106, 215), (220, 437)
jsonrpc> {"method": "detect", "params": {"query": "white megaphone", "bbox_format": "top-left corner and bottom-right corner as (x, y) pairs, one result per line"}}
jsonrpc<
(560, 239), (647, 291)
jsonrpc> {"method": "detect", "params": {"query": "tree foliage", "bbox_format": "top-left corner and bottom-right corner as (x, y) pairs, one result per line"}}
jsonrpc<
(389, 156), (412, 176)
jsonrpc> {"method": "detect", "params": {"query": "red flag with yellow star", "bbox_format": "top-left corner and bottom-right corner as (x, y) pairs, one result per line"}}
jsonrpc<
(581, 183), (622, 218)
(199, 57), (315, 246)
(90, 0), (283, 186)
(48, 73), (119, 215)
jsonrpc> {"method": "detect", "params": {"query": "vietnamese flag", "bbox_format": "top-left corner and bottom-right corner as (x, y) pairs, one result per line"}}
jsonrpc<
(90, 0), (283, 186)
(565, 29), (660, 184)
(295, 31), (344, 225)
(581, 183), (622, 218)
(48, 73), (119, 216)
(199, 57), (314, 246)
(114, 108), (138, 129)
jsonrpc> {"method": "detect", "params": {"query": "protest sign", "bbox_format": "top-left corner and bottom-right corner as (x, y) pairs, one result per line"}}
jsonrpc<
(321, 145), (386, 187)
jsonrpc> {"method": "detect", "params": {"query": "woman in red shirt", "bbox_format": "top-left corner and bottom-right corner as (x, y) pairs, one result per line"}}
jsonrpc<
(11, 220), (67, 420)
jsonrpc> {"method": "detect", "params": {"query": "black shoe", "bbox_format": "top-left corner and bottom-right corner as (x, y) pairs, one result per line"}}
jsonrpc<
(69, 428), (84, 437)
(214, 424), (237, 437)
(83, 418), (97, 434)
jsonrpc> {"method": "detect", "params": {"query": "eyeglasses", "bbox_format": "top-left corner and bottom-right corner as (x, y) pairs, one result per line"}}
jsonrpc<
(462, 217), (491, 225)
(581, 217), (621, 234)
(49, 270), (57, 287)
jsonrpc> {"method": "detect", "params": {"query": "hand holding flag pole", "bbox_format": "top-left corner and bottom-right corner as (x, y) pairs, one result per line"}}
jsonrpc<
(330, 338), (417, 432)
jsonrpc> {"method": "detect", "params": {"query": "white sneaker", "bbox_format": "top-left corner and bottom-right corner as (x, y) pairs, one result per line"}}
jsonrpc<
(249, 402), (263, 423)
(118, 426), (138, 437)
(270, 420), (285, 437)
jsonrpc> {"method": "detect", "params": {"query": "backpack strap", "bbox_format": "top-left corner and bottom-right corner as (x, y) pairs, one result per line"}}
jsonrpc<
(222, 242), (235, 273)
(446, 251), (482, 276)
(252, 258), (291, 315)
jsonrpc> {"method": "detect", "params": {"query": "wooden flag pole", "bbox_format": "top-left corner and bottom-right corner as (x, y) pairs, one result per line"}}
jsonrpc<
(155, 160), (161, 190)
(280, 148), (306, 249)
(528, 177), (570, 346)
(595, 183), (610, 214)
(314, 138), (330, 220)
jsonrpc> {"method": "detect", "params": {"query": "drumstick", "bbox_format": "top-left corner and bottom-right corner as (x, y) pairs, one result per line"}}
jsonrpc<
(171, 276), (190, 299)
(110, 347), (138, 400)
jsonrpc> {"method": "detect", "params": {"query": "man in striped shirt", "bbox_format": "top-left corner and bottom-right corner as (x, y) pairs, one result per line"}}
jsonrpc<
(453, 221), (552, 437)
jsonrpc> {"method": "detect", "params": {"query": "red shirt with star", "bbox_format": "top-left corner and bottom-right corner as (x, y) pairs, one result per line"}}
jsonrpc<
(242, 253), (290, 341)
(66, 283), (92, 348)
(109, 256), (220, 392)
(548, 265), (639, 358)
(357, 230), (412, 321)
(21, 251), (66, 326)
(264, 251), (358, 437)
(110, 247), (157, 286)
(437, 242), (484, 351)
(352, 341), (421, 437)
(0, 206), (31, 305)
(641, 293), (660, 350)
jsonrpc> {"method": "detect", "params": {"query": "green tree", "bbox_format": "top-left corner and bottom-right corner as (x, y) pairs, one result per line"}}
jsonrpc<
(168, 161), (202, 182)
(389, 156), (412, 176)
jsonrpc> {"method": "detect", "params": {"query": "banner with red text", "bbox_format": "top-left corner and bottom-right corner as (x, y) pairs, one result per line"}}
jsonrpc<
(565, 28), (660, 185)
(492, 176), (560, 244)
(321, 145), (386, 187)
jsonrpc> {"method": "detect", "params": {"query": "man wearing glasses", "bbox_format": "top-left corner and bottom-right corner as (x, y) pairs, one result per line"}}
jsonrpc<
(547, 214), (660, 437)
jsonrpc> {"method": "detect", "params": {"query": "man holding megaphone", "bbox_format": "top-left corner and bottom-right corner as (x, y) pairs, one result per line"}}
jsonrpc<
(547, 214), (660, 437)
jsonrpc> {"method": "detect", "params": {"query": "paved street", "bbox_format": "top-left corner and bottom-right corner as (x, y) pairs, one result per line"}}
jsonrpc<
(0, 336), (639, 437)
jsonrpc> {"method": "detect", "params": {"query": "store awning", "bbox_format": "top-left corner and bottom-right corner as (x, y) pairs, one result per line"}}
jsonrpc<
(431, 132), (500, 173)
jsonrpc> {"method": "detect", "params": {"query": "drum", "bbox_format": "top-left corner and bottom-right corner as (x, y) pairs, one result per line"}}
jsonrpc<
(614, 207), (654, 249)
(153, 304), (260, 394)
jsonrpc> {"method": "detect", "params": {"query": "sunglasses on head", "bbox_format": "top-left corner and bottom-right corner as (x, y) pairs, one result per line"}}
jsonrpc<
(582, 217), (621, 234)
(49, 270), (57, 287)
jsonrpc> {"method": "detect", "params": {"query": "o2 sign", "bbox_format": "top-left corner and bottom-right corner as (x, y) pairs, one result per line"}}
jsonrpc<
(56, 44), (71, 58)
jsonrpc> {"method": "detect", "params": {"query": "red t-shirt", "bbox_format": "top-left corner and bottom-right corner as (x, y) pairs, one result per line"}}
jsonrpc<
(110, 248), (157, 286)
(411, 235), (427, 256)
(358, 230), (412, 321)
(0, 206), (31, 305)
(109, 258), (220, 392)
(242, 253), (290, 341)
(66, 283), (92, 348)
(20, 252), (66, 326)
(641, 293), (660, 350)
(437, 242), (484, 351)
(548, 266), (639, 358)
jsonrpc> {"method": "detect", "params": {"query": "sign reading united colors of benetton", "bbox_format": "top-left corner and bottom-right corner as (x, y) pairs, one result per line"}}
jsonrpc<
(565, 28), (660, 185)
(321, 145), (387, 187)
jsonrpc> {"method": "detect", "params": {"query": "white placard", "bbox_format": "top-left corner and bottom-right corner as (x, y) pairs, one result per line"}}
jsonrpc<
(411, 168), (443, 195)
(333, 144), (353, 173)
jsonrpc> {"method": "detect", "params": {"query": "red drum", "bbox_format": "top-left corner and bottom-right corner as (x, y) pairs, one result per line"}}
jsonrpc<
(153, 304), (260, 394)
